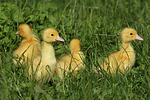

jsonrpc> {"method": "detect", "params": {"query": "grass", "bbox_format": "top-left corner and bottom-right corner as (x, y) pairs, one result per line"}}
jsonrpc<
(0, 0), (150, 99)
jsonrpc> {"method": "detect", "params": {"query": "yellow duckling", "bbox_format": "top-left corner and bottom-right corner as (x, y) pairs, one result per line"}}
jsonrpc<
(56, 39), (85, 79)
(100, 28), (143, 74)
(13, 24), (41, 65)
(29, 28), (64, 82)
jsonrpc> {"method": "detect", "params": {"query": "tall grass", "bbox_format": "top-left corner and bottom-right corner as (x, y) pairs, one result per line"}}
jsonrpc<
(0, 0), (149, 99)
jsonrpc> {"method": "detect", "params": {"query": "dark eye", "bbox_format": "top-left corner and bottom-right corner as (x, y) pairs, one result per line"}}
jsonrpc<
(130, 33), (133, 35)
(18, 29), (20, 30)
(51, 34), (54, 36)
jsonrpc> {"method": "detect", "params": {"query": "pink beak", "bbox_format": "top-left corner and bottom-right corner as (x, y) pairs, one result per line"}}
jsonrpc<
(134, 35), (143, 41)
(15, 31), (19, 35)
(55, 36), (65, 42)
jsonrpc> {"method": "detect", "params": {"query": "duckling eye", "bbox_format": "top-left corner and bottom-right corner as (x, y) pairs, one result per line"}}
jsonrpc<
(51, 34), (54, 36)
(130, 33), (133, 35)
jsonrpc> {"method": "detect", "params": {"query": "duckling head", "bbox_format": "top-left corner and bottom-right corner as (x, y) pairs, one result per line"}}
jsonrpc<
(42, 28), (64, 43)
(120, 28), (143, 43)
(69, 39), (81, 54)
(15, 24), (33, 39)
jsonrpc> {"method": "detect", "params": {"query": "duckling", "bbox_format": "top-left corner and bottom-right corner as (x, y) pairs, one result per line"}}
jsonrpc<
(100, 28), (143, 74)
(56, 39), (85, 79)
(28, 28), (64, 82)
(13, 24), (41, 66)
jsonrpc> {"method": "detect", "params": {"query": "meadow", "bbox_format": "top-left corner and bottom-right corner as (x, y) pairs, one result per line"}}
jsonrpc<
(0, 0), (150, 99)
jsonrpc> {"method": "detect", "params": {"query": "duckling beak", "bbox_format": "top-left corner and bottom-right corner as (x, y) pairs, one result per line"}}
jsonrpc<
(15, 31), (19, 35)
(56, 36), (65, 42)
(134, 35), (143, 41)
